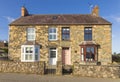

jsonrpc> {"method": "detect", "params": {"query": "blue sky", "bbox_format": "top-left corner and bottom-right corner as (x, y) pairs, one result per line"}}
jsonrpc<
(0, 0), (120, 53)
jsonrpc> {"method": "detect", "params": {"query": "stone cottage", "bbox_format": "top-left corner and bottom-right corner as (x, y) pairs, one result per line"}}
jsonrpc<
(9, 6), (112, 65)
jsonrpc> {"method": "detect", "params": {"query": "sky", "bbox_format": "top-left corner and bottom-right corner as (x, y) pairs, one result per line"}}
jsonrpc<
(0, 0), (120, 53)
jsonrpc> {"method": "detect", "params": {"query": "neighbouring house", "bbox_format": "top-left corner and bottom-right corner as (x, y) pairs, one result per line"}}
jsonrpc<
(0, 40), (8, 48)
(9, 6), (112, 65)
(0, 41), (4, 48)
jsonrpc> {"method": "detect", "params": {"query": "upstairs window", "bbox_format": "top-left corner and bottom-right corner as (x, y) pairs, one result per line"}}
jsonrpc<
(27, 28), (35, 41)
(49, 28), (57, 41)
(62, 27), (70, 40)
(84, 27), (92, 41)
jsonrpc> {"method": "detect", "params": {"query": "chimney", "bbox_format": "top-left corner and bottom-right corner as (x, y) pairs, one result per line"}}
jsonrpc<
(91, 5), (99, 16)
(21, 6), (29, 16)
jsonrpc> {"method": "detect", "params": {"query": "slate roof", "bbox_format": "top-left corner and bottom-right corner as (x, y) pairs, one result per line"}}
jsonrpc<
(10, 14), (111, 25)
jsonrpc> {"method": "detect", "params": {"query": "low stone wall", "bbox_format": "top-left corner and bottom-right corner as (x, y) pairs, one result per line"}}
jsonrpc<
(56, 61), (62, 75)
(0, 61), (44, 75)
(73, 62), (120, 78)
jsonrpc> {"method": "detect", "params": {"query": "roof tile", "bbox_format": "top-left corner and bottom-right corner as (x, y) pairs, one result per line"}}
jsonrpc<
(10, 14), (111, 25)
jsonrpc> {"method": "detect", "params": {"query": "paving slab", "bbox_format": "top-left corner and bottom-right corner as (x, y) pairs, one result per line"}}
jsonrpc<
(0, 73), (120, 82)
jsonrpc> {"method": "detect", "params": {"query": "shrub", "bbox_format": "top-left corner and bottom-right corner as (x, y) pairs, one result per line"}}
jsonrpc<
(112, 55), (120, 62)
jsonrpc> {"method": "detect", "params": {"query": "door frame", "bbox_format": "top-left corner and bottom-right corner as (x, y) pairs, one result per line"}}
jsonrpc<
(62, 47), (71, 65)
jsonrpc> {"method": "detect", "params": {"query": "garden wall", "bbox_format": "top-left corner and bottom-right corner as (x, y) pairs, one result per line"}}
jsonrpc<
(0, 61), (44, 75)
(73, 62), (120, 78)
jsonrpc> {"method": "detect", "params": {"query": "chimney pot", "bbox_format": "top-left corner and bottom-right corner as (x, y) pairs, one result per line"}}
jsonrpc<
(92, 5), (99, 16)
(21, 6), (29, 16)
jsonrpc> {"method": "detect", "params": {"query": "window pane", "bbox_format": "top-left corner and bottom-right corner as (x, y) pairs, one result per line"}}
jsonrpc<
(31, 35), (34, 39)
(35, 54), (38, 60)
(26, 47), (29, 53)
(25, 54), (33, 60)
(84, 27), (92, 41)
(25, 54), (29, 60)
(90, 47), (94, 54)
(50, 48), (56, 58)
(49, 34), (56, 40)
(49, 28), (56, 33)
(62, 28), (70, 40)
(49, 28), (57, 40)
(29, 54), (33, 60)
(86, 47), (95, 61)
(50, 51), (56, 58)
(28, 35), (35, 40)
(31, 29), (35, 33)
(35, 48), (38, 53)
(53, 28), (56, 33)
(53, 35), (56, 39)
(49, 28), (52, 33)
(28, 28), (35, 33)
(27, 35), (31, 40)
(26, 47), (33, 53)
(30, 47), (33, 53)
(27, 28), (31, 33)
(49, 35), (52, 39)
(27, 28), (35, 41)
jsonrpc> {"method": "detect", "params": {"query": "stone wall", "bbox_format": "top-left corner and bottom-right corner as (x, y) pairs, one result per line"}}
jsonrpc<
(0, 61), (44, 75)
(9, 25), (112, 65)
(73, 62), (120, 78)
(56, 61), (62, 75)
(93, 25), (112, 64)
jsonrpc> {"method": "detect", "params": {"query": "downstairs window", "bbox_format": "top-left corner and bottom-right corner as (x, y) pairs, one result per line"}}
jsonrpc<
(81, 46), (97, 62)
(21, 45), (40, 62)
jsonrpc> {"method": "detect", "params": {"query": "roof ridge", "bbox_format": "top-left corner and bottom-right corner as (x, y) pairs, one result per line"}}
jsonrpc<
(30, 14), (92, 16)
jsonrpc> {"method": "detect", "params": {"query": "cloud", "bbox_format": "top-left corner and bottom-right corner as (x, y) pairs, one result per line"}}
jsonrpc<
(107, 15), (120, 23)
(112, 16), (120, 23)
(3, 16), (15, 23)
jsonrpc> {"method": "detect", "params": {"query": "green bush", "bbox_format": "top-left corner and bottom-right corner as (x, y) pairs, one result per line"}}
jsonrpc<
(112, 55), (120, 62)
(3, 48), (8, 53)
(0, 48), (8, 53)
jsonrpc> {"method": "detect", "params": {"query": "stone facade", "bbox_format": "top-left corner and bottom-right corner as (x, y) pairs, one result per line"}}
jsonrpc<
(9, 24), (112, 65)
(73, 62), (120, 78)
(0, 61), (44, 74)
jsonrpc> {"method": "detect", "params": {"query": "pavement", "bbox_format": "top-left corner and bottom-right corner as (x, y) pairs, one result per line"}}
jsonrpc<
(0, 73), (120, 82)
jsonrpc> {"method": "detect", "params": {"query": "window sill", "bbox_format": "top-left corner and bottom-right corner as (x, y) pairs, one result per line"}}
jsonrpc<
(62, 40), (71, 42)
(21, 60), (39, 62)
(48, 40), (59, 42)
(80, 61), (97, 65)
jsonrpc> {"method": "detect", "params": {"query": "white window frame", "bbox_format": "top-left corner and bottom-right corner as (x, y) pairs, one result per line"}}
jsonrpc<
(48, 27), (57, 41)
(21, 45), (40, 62)
(27, 28), (35, 41)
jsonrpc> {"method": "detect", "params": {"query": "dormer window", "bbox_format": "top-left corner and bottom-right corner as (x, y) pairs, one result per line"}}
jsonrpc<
(52, 16), (58, 20)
